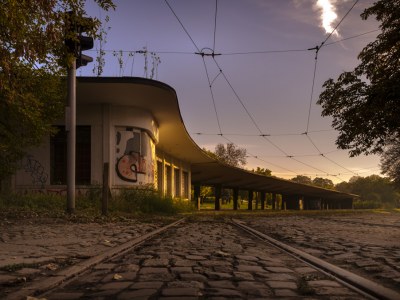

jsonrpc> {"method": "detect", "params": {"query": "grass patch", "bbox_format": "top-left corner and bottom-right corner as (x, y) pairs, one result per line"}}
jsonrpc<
(0, 188), (195, 221)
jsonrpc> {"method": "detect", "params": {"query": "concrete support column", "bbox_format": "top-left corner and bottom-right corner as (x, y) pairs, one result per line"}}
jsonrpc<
(260, 191), (266, 210)
(215, 185), (221, 211)
(194, 185), (201, 210)
(272, 193), (276, 210)
(233, 188), (239, 210)
(248, 190), (253, 210)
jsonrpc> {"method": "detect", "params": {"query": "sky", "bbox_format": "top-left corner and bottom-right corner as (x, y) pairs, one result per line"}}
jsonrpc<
(81, 0), (381, 183)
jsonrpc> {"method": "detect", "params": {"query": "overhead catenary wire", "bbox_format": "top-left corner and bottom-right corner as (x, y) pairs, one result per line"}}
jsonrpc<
(159, 0), (373, 182)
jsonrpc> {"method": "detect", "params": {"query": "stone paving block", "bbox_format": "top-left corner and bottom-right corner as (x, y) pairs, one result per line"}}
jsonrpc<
(180, 273), (208, 282)
(204, 271), (232, 280)
(98, 281), (132, 290)
(294, 266), (318, 274)
(117, 288), (158, 299)
(205, 288), (243, 297)
(207, 280), (236, 289)
(258, 272), (297, 281)
(313, 286), (356, 296)
(139, 267), (170, 275)
(0, 274), (17, 283)
(264, 266), (294, 273)
(200, 260), (231, 267)
(138, 273), (175, 281)
(267, 280), (297, 289)
(171, 266), (193, 274)
(172, 259), (197, 267)
(161, 287), (201, 297)
(235, 255), (259, 261)
(130, 281), (164, 289)
(15, 268), (41, 276)
(47, 292), (85, 300)
(274, 288), (299, 297)
(307, 280), (342, 288)
(236, 265), (265, 273)
(233, 271), (254, 281)
(237, 281), (272, 297)
(93, 263), (117, 270)
(142, 258), (170, 267)
(167, 280), (204, 289)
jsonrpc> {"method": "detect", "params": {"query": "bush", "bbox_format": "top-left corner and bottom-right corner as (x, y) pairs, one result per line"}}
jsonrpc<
(0, 187), (194, 216)
(111, 188), (194, 214)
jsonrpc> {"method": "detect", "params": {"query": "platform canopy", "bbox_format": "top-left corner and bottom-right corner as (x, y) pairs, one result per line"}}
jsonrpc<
(77, 77), (357, 202)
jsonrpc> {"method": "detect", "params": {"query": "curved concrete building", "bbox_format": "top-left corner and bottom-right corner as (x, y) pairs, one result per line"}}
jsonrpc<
(13, 77), (356, 210)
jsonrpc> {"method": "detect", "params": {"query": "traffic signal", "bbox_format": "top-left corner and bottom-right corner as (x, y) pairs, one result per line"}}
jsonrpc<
(65, 11), (94, 68)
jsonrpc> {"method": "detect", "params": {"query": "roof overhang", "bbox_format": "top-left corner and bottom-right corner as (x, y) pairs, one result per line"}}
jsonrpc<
(77, 77), (357, 202)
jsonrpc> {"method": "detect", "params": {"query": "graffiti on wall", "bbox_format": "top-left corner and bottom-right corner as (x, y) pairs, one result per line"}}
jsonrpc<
(21, 155), (48, 188)
(115, 127), (155, 184)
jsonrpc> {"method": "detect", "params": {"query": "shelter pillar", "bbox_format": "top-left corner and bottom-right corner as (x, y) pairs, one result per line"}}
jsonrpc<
(272, 193), (276, 210)
(233, 188), (239, 210)
(194, 185), (201, 210)
(215, 185), (222, 211)
(260, 191), (266, 210)
(248, 190), (253, 210)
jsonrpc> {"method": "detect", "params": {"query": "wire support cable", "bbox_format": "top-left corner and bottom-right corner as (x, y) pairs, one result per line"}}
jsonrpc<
(164, 0), (201, 52)
(213, 0), (218, 52)
(320, 0), (360, 48)
(201, 57), (223, 135)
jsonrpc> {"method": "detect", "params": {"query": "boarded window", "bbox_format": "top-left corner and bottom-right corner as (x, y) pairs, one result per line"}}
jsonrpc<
(50, 126), (91, 185)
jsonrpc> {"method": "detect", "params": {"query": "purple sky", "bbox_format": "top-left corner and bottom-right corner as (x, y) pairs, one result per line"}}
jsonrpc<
(82, 0), (381, 183)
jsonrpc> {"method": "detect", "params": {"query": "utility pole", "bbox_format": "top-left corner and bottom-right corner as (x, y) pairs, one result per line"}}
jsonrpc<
(66, 60), (76, 214)
(65, 11), (94, 214)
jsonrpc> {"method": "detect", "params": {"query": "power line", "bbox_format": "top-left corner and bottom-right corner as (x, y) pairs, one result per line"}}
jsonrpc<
(213, 0), (218, 52)
(164, 0), (201, 52)
(320, 0), (360, 47)
(201, 56), (223, 135)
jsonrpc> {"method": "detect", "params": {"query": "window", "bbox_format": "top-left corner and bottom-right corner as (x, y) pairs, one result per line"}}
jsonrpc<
(157, 161), (163, 193)
(50, 126), (91, 185)
(174, 168), (180, 197)
(166, 165), (172, 196)
(183, 171), (189, 199)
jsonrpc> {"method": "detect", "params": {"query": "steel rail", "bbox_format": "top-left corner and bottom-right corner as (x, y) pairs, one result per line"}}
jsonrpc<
(6, 218), (185, 300)
(231, 218), (400, 300)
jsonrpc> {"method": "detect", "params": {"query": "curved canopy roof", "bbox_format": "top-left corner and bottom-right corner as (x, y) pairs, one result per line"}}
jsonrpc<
(77, 77), (357, 201)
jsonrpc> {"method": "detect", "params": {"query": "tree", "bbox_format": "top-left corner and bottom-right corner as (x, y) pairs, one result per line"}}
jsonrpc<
(252, 167), (272, 176)
(212, 143), (247, 167)
(317, 0), (400, 157)
(338, 175), (400, 208)
(312, 177), (334, 189)
(0, 0), (115, 180)
(291, 175), (312, 185)
(380, 137), (400, 188)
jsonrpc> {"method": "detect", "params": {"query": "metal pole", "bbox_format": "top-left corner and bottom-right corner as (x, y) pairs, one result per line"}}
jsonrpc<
(67, 60), (76, 214)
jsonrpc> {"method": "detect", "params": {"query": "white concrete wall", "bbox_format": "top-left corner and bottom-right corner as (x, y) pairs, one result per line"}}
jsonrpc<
(13, 103), (190, 200)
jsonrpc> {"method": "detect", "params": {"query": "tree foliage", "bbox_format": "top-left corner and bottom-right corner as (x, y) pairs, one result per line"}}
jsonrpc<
(252, 167), (272, 176)
(291, 175), (312, 185)
(0, 0), (115, 180)
(317, 0), (400, 157)
(380, 137), (400, 188)
(336, 175), (399, 208)
(212, 143), (247, 167)
(312, 177), (334, 189)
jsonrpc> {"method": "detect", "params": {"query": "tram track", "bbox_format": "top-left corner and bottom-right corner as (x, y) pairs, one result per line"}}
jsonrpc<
(5, 218), (185, 300)
(231, 218), (400, 300)
(5, 216), (400, 300)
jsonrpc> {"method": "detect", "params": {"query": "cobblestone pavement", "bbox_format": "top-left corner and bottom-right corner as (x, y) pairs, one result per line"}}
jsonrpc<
(42, 216), (364, 299)
(0, 217), (167, 298)
(243, 211), (400, 292)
